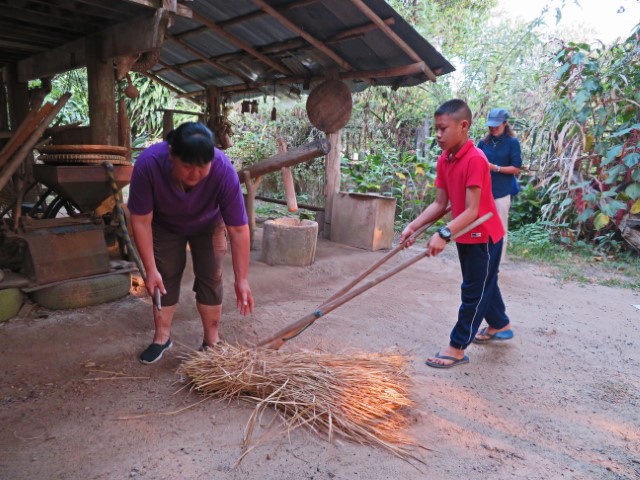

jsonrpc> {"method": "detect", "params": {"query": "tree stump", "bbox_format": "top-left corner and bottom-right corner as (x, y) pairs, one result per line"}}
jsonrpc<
(262, 218), (318, 267)
(620, 213), (640, 252)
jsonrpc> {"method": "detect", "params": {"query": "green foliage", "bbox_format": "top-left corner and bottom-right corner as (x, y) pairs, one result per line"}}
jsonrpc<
(225, 101), (325, 204)
(47, 68), (89, 125)
(510, 179), (546, 229)
(530, 27), (640, 248)
(124, 73), (196, 143)
(340, 142), (437, 225)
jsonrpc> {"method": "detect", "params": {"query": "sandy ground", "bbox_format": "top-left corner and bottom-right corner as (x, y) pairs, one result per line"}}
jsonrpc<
(1, 230), (639, 480)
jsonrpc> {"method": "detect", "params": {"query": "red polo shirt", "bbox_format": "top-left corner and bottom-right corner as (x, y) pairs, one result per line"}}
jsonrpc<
(434, 140), (505, 244)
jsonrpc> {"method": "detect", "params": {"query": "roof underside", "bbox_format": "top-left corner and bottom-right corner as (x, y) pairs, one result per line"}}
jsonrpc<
(1, 0), (454, 102)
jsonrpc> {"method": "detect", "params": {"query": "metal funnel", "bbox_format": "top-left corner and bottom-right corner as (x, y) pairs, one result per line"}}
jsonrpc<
(33, 164), (133, 213)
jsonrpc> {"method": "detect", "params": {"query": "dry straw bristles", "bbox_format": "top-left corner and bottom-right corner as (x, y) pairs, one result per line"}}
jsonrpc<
(177, 343), (423, 463)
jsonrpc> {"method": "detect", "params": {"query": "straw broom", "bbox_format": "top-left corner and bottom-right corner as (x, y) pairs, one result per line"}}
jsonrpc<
(177, 343), (421, 462)
(178, 216), (491, 462)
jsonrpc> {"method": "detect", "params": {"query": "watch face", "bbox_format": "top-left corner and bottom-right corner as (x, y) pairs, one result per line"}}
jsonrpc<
(438, 226), (451, 240)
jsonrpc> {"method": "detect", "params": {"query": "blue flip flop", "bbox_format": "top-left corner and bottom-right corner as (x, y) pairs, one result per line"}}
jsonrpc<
(425, 353), (469, 369)
(473, 327), (514, 344)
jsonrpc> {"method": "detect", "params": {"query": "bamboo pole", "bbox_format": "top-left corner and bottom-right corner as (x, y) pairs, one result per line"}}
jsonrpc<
(0, 103), (52, 169)
(0, 93), (71, 192)
(256, 212), (493, 350)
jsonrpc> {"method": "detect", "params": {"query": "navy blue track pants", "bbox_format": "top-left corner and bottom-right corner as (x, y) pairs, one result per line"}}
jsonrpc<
(450, 238), (510, 350)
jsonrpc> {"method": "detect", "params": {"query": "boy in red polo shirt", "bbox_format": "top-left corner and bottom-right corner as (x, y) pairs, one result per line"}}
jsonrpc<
(400, 99), (514, 368)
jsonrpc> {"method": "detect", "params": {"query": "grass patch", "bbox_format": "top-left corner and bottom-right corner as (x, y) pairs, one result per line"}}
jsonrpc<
(509, 223), (640, 290)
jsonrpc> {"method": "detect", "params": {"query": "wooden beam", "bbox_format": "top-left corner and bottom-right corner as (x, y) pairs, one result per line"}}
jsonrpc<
(340, 61), (428, 80)
(119, 0), (192, 17)
(183, 16), (395, 67)
(16, 10), (168, 81)
(329, 17), (395, 43)
(100, 9), (169, 60)
(139, 71), (187, 96)
(191, 11), (291, 76)
(349, 0), (437, 82)
(177, 60), (427, 99)
(255, 195), (323, 212)
(251, 0), (353, 71)
(222, 62), (427, 92)
(157, 60), (207, 89)
(157, 108), (204, 115)
(165, 34), (250, 82)
(219, 0), (318, 28)
(238, 139), (330, 180)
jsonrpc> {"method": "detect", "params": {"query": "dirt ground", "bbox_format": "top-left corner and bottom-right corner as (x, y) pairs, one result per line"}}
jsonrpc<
(1, 230), (639, 480)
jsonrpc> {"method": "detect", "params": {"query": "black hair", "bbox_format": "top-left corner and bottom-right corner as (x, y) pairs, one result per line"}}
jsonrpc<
(434, 99), (472, 124)
(168, 122), (215, 165)
(483, 122), (515, 144)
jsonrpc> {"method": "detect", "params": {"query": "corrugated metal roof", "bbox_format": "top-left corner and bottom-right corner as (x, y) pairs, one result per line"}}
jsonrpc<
(153, 0), (454, 100)
(1, 1), (454, 101)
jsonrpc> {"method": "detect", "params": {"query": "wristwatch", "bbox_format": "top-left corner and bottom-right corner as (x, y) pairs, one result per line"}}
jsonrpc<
(437, 226), (452, 242)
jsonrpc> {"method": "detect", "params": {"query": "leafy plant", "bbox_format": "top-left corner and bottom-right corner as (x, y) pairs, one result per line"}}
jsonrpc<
(510, 178), (546, 229)
(528, 27), (640, 249)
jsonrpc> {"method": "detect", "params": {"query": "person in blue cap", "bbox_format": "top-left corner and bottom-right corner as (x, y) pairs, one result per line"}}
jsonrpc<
(477, 108), (522, 264)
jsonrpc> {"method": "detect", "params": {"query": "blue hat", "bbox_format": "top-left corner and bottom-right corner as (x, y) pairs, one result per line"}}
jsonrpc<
(486, 108), (509, 127)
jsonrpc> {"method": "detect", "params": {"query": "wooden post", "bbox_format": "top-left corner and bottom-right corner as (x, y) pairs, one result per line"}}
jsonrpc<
(4, 64), (30, 130)
(323, 130), (341, 239)
(86, 37), (117, 145)
(0, 69), (9, 135)
(162, 110), (173, 140)
(243, 170), (262, 250)
(277, 138), (298, 213)
(206, 85), (219, 133)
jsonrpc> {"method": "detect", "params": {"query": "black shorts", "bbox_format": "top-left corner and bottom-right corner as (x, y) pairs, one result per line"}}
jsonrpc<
(152, 222), (227, 306)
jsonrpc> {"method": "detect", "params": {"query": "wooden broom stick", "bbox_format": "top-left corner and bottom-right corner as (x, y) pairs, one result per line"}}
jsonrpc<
(257, 212), (493, 350)
(323, 206), (451, 304)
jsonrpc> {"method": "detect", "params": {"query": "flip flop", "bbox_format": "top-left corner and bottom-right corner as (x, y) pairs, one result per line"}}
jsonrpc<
(473, 327), (514, 344)
(425, 353), (470, 369)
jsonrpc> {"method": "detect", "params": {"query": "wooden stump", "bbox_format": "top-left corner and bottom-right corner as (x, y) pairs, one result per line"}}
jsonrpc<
(262, 218), (318, 267)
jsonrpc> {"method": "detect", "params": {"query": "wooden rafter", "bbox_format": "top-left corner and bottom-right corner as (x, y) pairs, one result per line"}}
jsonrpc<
(157, 60), (207, 89)
(171, 16), (396, 70)
(251, 0), (353, 71)
(165, 34), (252, 83)
(140, 71), (188, 97)
(177, 61), (430, 99)
(191, 11), (291, 76)
(349, 0), (436, 82)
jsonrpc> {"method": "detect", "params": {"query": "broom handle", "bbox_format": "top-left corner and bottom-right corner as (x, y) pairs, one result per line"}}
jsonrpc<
(323, 207), (451, 305)
(257, 212), (493, 350)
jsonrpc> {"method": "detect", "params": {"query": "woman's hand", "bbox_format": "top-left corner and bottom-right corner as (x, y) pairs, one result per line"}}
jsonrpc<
(234, 278), (254, 316)
(144, 268), (165, 297)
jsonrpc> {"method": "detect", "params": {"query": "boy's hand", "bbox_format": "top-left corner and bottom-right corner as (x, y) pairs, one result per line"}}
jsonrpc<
(426, 232), (447, 256)
(399, 226), (416, 248)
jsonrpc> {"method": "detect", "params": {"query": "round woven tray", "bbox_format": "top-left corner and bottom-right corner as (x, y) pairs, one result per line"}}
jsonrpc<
(39, 144), (129, 155)
(38, 153), (130, 166)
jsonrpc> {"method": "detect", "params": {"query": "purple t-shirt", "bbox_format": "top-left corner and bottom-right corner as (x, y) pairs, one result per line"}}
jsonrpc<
(127, 142), (247, 235)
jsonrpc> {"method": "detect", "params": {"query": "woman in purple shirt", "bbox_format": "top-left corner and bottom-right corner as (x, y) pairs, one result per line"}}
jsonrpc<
(128, 122), (253, 364)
